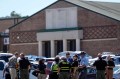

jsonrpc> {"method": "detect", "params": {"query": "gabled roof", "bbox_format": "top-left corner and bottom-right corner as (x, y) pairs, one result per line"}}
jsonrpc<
(9, 0), (120, 30)
(8, 0), (59, 29)
(66, 0), (120, 21)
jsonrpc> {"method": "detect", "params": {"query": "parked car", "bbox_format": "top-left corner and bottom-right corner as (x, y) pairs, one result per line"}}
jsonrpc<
(57, 51), (73, 58)
(44, 57), (55, 62)
(87, 67), (96, 79)
(57, 51), (92, 59)
(112, 56), (120, 65)
(0, 53), (13, 62)
(89, 54), (115, 66)
(113, 65), (120, 79)
(72, 51), (92, 59)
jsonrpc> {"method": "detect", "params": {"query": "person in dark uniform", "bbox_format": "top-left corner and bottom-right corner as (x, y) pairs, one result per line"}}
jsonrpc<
(58, 56), (71, 79)
(71, 54), (79, 79)
(49, 57), (60, 79)
(37, 59), (47, 79)
(93, 53), (107, 79)
(19, 53), (31, 79)
(106, 55), (115, 79)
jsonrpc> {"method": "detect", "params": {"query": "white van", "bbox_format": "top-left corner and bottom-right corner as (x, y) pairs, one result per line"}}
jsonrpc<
(0, 53), (13, 62)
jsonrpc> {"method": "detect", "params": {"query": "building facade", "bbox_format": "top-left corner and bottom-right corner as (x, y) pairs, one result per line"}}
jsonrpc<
(0, 17), (26, 52)
(9, 0), (120, 57)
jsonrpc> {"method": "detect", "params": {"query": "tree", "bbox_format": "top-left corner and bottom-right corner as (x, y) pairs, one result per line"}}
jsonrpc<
(10, 11), (21, 18)
(0, 11), (29, 19)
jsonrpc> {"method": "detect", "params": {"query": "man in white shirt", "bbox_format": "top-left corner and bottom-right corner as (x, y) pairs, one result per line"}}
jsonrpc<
(8, 52), (19, 79)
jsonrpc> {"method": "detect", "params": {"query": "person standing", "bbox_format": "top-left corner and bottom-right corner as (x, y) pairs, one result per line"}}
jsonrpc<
(49, 57), (60, 79)
(66, 52), (73, 65)
(93, 53), (107, 79)
(8, 52), (19, 79)
(58, 56), (71, 79)
(19, 53), (31, 79)
(37, 59), (47, 79)
(3, 63), (11, 79)
(78, 51), (89, 79)
(106, 55), (115, 79)
(71, 54), (79, 79)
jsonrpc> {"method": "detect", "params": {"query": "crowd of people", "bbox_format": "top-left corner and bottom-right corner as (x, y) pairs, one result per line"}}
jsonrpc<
(49, 52), (115, 79)
(2, 51), (115, 79)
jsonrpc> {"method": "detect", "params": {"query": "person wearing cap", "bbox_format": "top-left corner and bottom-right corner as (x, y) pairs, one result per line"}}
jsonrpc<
(78, 51), (88, 79)
(8, 52), (19, 79)
(71, 54), (79, 79)
(93, 53), (107, 79)
(49, 57), (60, 79)
(66, 52), (73, 65)
(58, 56), (71, 79)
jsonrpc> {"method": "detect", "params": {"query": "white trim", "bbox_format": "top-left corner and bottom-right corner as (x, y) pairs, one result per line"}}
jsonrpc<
(51, 40), (55, 57)
(81, 38), (117, 42)
(66, 0), (120, 21)
(63, 39), (67, 51)
(76, 39), (80, 51)
(38, 41), (42, 56)
(10, 43), (38, 45)
(37, 30), (83, 41)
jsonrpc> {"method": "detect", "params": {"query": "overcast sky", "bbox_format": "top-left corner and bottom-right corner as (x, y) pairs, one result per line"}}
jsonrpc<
(0, 0), (120, 17)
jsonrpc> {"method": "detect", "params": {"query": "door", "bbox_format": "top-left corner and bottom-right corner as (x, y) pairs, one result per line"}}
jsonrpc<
(55, 40), (63, 55)
(67, 40), (76, 51)
(42, 41), (51, 57)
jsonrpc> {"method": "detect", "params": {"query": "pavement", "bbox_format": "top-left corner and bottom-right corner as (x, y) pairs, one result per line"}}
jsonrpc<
(0, 70), (37, 79)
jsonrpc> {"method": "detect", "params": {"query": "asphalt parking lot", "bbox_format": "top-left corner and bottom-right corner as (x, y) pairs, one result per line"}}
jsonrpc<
(0, 70), (37, 79)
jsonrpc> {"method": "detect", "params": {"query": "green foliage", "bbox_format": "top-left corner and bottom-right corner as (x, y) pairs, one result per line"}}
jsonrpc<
(0, 11), (29, 19)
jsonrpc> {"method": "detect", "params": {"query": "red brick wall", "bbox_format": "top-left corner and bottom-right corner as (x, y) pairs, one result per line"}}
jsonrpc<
(81, 39), (120, 57)
(10, 31), (37, 44)
(10, 12), (46, 32)
(9, 1), (120, 56)
(0, 37), (3, 51)
(9, 43), (38, 55)
(77, 7), (120, 27)
(83, 25), (118, 39)
(0, 18), (25, 32)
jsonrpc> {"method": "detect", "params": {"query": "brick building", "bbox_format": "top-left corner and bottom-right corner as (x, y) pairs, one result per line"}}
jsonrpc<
(0, 17), (26, 52)
(9, 0), (120, 57)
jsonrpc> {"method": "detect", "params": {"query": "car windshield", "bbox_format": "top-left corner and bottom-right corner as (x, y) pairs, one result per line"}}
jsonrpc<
(0, 55), (12, 62)
(58, 52), (91, 59)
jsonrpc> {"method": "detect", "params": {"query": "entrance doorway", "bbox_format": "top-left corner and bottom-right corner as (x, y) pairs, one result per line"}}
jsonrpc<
(42, 41), (51, 57)
(67, 40), (76, 51)
(55, 40), (63, 55)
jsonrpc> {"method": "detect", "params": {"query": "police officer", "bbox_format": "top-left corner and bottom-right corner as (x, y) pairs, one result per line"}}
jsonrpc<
(71, 54), (79, 79)
(49, 57), (60, 79)
(19, 53), (31, 79)
(58, 56), (71, 79)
